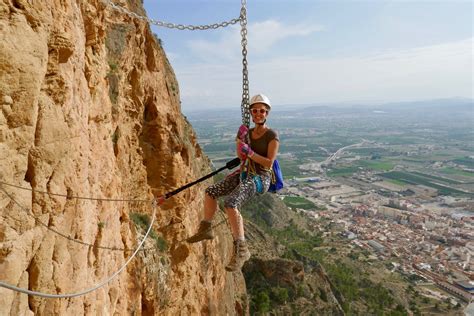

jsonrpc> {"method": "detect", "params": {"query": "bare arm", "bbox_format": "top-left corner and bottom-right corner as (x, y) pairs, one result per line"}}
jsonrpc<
(247, 139), (279, 169)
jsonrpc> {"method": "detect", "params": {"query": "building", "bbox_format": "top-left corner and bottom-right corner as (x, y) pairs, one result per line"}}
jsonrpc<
(455, 280), (474, 294)
(367, 240), (386, 253)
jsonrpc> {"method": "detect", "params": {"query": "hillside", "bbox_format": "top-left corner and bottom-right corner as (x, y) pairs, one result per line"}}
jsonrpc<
(240, 193), (344, 315)
(240, 193), (467, 315)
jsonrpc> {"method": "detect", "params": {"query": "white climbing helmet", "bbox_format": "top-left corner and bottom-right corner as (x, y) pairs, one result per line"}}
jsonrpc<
(250, 94), (271, 110)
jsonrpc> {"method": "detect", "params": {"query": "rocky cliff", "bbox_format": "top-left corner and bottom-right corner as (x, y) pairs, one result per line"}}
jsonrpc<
(0, 0), (246, 314)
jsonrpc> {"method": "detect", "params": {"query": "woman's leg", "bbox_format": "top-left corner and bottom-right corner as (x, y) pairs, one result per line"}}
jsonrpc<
(221, 175), (273, 271)
(203, 193), (217, 221)
(225, 207), (244, 240)
(203, 172), (240, 220)
(223, 176), (257, 240)
(223, 177), (256, 271)
(187, 173), (240, 243)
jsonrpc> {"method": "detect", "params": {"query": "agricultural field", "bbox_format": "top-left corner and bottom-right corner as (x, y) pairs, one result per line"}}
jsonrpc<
(187, 100), (474, 199)
(282, 196), (317, 210)
(187, 100), (473, 315)
(440, 167), (474, 179)
(380, 171), (471, 197)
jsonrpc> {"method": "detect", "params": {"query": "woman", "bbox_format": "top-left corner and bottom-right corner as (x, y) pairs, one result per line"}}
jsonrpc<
(187, 94), (280, 272)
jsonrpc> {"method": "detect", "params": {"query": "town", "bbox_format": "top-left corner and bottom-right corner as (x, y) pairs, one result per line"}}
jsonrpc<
(186, 99), (474, 312)
(285, 155), (473, 306)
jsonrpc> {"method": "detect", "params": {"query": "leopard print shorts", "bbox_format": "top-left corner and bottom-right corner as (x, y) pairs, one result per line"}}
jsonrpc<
(205, 171), (271, 209)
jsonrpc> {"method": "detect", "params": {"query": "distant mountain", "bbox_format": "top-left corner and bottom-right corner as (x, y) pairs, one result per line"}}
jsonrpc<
(185, 98), (473, 127)
(375, 97), (473, 109)
(298, 97), (473, 112)
(271, 98), (473, 120)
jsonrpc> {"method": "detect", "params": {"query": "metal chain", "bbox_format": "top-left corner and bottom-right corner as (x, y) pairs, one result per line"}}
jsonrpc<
(239, 0), (251, 127)
(104, 0), (240, 31)
(104, 0), (251, 125)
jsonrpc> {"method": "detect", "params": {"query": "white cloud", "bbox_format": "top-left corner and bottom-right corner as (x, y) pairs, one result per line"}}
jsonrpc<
(184, 19), (323, 62)
(249, 20), (323, 54)
(175, 38), (473, 110)
(254, 38), (473, 105)
(185, 26), (240, 62)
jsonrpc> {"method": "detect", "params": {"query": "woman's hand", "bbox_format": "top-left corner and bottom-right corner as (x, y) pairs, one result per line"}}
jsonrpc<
(236, 137), (279, 169)
(236, 139), (248, 160)
(247, 139), (279, 170)
(238, 141), (254, 157)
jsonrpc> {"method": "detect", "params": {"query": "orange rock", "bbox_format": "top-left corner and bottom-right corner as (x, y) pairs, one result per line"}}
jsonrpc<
(0, 1), (246, 314)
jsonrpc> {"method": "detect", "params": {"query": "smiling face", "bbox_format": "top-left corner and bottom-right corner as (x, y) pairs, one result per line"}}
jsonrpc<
(250, 102), (269, 124)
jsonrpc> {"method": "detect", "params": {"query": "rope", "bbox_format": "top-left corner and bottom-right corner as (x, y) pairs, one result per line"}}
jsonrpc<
(0, 202), (156, 298)
(0, 190), (229, 298)
(0, 159), (240, 252)
(0, 0), (251, 298)
(0, 180), (149, 202)
(0, 163), (239, 299)
(0, 185), (138, 251)
(0, 184), (222, 252)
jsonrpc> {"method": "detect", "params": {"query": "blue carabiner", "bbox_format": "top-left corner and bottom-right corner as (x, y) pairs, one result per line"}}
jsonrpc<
(253, 175), (264, 194)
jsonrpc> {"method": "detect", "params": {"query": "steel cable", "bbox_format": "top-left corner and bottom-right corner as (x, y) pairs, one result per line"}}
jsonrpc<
(0, 202), (156, 298)
(0, 180), (150, 202)
(0, 0), (251, 297)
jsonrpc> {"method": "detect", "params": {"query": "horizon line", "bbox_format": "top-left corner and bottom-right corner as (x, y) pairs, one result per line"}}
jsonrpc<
(182, 96), (474, 113)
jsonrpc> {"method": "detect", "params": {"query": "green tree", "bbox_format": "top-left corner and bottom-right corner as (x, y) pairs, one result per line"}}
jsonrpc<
(271, 287), (289, 304)
(253, 291), (270, 314)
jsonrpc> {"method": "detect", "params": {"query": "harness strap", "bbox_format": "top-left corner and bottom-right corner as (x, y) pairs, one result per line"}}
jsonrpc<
(241, 160), (265, 194)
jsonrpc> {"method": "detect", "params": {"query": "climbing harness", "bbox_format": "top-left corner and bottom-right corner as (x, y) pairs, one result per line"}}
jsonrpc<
(240, 159), (265, 194)
(240, 160), (284, 194)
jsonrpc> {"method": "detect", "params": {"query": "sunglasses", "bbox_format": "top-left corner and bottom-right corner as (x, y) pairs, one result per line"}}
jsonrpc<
(251, 108), (268, 114)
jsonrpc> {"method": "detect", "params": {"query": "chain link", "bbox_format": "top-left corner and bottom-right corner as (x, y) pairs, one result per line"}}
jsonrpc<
(239, 0), (251, 127)
(104, 0), (251, 125)
(105, 0), (240, 31)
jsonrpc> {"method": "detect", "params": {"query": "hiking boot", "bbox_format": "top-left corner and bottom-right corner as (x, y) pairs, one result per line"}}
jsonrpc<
(225, 240), (251, 272)
(186, 220), (214, 243)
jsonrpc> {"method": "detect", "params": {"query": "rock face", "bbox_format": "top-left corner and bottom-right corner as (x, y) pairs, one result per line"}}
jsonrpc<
(0, 0), (246, 314)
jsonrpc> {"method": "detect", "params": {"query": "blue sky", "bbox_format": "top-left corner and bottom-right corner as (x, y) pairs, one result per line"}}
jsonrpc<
(142, 0), (473, 110)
